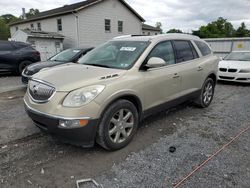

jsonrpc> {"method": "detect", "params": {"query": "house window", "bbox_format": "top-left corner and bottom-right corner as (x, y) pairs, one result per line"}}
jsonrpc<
(105, 19), (111, 32)
(142, 31), (145, 35)
(148, 32), (150, 36)
(57, 19), (62, 31)
(118, 21), (123, 33)
(15, 27), (18, 31)
(30, 24), (34, 30)
(155, 33), (158, 35)
(37, 23), (41, 31)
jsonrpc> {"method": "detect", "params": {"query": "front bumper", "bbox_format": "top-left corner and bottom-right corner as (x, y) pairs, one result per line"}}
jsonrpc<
(25, 102), (98, 147)
(218, 71), (250, 83)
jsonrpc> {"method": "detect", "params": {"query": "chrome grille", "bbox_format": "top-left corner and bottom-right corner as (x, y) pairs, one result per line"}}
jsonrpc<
(29, 80), (55, 103)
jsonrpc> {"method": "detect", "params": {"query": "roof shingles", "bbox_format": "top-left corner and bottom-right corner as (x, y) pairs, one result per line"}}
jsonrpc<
(10, 0), (144, 26)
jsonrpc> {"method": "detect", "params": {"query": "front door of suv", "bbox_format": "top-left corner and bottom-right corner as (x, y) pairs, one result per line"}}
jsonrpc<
(0, 42), (16, 71)
(172, 40), (204, 96)
(142, 41), (181, 111)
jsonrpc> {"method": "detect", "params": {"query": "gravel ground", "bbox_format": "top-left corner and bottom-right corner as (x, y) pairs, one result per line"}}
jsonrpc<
(0, 74), (24, 93)
(0, 82), (249, 188)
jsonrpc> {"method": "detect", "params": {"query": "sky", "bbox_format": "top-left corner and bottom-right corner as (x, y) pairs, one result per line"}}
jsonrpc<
(1, 0), (250, 32)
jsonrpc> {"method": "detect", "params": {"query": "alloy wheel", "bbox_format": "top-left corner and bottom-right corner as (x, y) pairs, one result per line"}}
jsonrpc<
(203, 81), (213, 104)
(108, 109), (134, 144)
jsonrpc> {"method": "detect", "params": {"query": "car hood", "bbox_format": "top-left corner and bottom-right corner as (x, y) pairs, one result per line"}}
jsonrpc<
(25, 60), (66, 75)
(219, 60), (250, 69)
(32, 63), (127, 92)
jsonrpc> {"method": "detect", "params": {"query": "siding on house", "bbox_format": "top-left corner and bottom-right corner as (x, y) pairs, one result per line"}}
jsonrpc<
(10, 0), (142, 48)
(10, 15), (77, 49)
(76, 0), (142, 47)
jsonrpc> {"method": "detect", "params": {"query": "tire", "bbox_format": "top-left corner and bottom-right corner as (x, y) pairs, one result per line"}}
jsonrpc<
(96, 100), (139, 151)
(194, 78), (215, 108)
(18, 60), (32, 75)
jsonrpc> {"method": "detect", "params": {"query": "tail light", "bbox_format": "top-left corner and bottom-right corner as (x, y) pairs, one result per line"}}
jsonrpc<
(34, 51), (40, 56)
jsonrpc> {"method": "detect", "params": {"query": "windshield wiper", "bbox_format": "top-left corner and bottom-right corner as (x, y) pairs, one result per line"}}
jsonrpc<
(84, 63), (111, 68)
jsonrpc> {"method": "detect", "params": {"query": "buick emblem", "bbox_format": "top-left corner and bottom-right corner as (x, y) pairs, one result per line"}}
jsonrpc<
(33, 85), (39, 94)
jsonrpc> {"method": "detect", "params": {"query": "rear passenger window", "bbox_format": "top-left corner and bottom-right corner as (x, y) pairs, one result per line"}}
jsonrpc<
(147, 41), (175, 65)
(173, 40), (196, 63)
(194, 41), (212, 56)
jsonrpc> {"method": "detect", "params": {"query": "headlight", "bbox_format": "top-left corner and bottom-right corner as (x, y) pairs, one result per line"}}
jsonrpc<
(63, 85), (105, 107)
(239, 69), (250, 73)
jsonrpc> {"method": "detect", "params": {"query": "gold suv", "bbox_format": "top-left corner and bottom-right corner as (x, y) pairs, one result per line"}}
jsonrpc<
(24, 34), (219, 150)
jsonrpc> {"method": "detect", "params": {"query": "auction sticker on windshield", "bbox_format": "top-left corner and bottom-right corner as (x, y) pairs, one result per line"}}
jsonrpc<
(120, 47), (137, 51)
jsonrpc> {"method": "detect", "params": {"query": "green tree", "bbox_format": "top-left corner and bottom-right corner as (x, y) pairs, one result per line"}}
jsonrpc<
(192, 17), (236, 38)
(235, 22), (249, 37)
(167, 28), (183, 33)
(156, 22), (163, 33)
(1, 14), (20, 24)
(0, 18), (10, 40)
(25, 8), (40, 18)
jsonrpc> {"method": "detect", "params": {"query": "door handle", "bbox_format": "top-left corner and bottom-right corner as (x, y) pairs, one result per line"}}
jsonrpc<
(173, 73), (180, 78)
(198, 66), (203, 71)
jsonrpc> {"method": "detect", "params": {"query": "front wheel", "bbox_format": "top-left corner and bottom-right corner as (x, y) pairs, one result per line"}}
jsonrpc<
(195, 78), (215, 108)
(96, 100), (139, 151)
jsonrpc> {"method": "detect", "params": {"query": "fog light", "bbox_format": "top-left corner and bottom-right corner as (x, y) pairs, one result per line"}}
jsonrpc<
(59, 119), (88, 129)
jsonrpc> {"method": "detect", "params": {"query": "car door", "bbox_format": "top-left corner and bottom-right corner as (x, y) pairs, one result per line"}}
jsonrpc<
(172, 40), (203, 96)
(142, 41), (181, 111)
(0, 42), (16, 71)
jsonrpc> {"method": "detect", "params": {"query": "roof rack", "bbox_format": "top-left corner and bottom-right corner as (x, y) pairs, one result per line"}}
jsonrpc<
(113, 35), (146, 39)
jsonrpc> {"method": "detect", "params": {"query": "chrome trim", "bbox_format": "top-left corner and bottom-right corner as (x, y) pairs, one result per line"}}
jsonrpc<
(22, 69), (32, 78)
(28, 78), (56, 104)
(24, 99), (92, 120)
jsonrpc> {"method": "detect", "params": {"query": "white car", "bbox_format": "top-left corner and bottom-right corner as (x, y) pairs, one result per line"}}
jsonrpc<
(218, 51), (250, 83)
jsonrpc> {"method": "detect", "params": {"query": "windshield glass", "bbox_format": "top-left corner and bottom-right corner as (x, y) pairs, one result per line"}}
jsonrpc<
(50, 49), (81, 62)
(78, 41), (149, 69)
(224, 52), (250, 61)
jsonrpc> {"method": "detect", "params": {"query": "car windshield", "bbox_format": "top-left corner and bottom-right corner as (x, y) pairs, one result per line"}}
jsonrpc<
(50, 49), (81, 62)
(224, 52), (250, 61)
(78, 41), (149, 69)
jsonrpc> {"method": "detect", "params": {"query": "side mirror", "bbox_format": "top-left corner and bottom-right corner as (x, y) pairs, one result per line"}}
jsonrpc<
(146, 57), (165, 68)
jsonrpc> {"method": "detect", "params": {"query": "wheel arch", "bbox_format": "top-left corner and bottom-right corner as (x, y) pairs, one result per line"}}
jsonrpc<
(207, 72), (217, 84)
(98, 93), (143, 121)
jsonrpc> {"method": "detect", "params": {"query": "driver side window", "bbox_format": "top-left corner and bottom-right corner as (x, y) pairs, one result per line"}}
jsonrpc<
(148, 41), (175, 65)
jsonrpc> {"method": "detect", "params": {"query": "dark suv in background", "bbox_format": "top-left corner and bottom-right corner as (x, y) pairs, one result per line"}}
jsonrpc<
(0, 40), (41, 75)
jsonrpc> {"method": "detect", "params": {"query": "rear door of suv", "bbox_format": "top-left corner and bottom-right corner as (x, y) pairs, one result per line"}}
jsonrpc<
(142, 41), (182, 111)
(172, 40), (204, 96)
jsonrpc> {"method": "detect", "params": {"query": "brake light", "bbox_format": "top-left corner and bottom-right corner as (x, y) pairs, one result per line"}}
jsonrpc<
(34, 51), (40, 56)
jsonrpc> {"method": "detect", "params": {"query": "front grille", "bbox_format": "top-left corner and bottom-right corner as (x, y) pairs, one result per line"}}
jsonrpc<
(228, 69), (237, 73)
(29, 80), (55, 103)
(219, 68), (227, 72)
(219, 76), (235, 80)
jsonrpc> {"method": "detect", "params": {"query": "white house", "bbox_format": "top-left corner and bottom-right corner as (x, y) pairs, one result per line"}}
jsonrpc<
(12, 29), (64, 61)
(142, 24), (161, 36)
(9, 0), (145, 50)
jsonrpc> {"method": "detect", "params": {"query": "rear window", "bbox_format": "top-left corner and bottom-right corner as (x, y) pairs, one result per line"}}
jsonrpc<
(173, 40), (196, 63)
(194, 41), (212, 56)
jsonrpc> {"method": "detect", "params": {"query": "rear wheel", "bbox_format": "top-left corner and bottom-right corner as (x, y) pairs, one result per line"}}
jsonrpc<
(96, 100), (139, 151)
(18, 60), (32, 75)
(195, 78), (215, 108)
